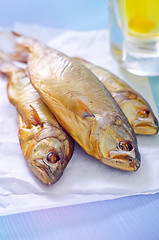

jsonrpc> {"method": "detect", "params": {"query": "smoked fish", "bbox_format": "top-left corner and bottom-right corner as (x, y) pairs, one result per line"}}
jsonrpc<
(75, 58), (158, 135)
(13, 35), (141, 171)
(0, 62), (74, 185)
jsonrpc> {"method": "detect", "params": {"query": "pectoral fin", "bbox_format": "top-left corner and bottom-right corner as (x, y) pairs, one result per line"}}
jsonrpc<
(30, 105), (43, 127)
(71, 94), (94, 119)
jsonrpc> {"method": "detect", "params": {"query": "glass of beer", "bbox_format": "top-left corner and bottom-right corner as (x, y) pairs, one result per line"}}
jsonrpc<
(109, 0), (159, 76)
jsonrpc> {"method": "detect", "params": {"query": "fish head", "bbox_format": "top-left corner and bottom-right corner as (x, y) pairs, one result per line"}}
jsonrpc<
(92, 113), (141, 171)
(25, 124), (73, 185)
(132, 107), (158, 135)
(113, 91), (159, 135)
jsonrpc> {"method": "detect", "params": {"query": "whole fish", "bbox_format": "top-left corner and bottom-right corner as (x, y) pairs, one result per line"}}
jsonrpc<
(74, 57), (158, 135)
(14, 35), (141, 171)
(0, 62), (74, 185)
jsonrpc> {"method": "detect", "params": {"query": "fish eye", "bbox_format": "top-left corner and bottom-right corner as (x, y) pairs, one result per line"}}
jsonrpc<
(46, 151), (60, 163)
(137, 109), (150, 118)
(118, 141), (133, 151)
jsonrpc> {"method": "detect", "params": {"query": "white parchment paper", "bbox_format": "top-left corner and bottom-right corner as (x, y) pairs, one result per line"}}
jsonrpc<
(0, 23), (159, 216)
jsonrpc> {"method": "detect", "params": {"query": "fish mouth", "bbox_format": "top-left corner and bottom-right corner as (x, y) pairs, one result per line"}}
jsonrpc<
(31, 158), (62, 185)
(101, 151), (140, 172)
(132, 120), (159, 135)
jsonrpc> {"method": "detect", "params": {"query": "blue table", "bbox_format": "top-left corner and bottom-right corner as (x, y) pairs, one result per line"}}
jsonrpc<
(0, 1), (159, 239)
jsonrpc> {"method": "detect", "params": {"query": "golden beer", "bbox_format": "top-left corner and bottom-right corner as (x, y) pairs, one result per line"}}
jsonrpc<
(109, 0), (159, 76)
(122, 0), (159, 39)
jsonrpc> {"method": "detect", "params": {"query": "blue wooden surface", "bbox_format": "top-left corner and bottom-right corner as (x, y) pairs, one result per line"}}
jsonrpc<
(0, 1), (159, 239)
(1, 194), (159, 240)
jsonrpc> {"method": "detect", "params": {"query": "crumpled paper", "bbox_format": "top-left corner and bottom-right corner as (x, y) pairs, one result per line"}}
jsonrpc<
(0, 22), (159, 216)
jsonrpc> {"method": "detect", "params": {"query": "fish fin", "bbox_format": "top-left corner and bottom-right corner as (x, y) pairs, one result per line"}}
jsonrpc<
(11, 31), (22, 37)
(18, 114), (27, 128)
(29, 105), (43, 127)
(0, 51), (11, 74)
(9, 46), (29, 64)
(0, 62), (18, 76)
(0, 34), (28, 64)
(71, 94), (94, 119)
(0, 50), (22, 75)
(25, 67), (29, 76)
(74, 57), (89, 63)
(18, 115), (38, 156)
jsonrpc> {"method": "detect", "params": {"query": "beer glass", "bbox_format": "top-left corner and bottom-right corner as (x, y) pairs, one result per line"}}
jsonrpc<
(109, 0), (159, 76)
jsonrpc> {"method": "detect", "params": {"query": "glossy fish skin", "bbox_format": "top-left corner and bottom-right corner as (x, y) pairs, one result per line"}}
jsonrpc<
(15, 36), (141, 171)
(0, 63), (74, 185)
(75, 58), (158, 135)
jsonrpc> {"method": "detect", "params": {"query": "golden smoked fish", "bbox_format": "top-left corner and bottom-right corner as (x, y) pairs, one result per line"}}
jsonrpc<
(14, 35), (141, 171)
(0, 62), (74, 185)
(75, 58), (158, 135)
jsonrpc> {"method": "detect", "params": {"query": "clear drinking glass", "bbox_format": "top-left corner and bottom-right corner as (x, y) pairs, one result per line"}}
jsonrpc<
(109, 0), (159, 76)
